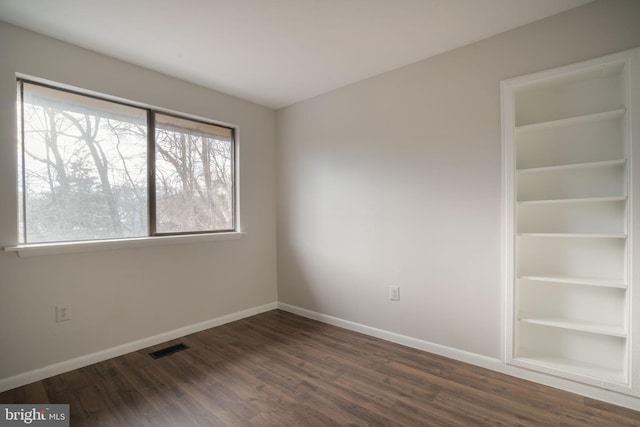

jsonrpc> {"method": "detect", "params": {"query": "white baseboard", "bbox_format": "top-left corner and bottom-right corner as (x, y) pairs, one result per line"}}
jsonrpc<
(0, 302), (277, 393)
(3, 301), (639, 411)
(277, 302), (640, 412)
(277, 302), (501, 369)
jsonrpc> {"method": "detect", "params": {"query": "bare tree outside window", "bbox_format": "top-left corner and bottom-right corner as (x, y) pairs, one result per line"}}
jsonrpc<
(20, 83), (147, 243)
(155, 114), (234, 233)
(17, 80), (236, 244)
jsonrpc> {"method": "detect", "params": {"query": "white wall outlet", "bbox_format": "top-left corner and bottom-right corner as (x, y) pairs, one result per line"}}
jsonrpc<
(56, 304), (71, 322)
(389, 286), (400, 301)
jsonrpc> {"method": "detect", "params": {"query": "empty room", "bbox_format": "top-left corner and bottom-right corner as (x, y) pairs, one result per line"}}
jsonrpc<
(2, 0), (640, 425)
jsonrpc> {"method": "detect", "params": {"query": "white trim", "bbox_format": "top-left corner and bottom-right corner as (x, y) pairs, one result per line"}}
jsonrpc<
(277, 302), (499, 369)
(0, 302), (277, 393)
(627, 46), (640, 403)
(277, 302), (640, 411)
(4, 232), (246, 257)
(501, 77), (516, 365)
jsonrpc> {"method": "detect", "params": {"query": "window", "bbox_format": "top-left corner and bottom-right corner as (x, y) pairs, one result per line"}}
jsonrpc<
(17, 80), (235, 244)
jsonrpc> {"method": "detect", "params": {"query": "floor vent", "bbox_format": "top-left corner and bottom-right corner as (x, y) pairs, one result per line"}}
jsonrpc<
(149, 343), (189, 359)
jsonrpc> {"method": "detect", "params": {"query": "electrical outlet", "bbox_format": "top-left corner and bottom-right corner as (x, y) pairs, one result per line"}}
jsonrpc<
(56, 304), (71, 322)
(389, 286), (400, 301)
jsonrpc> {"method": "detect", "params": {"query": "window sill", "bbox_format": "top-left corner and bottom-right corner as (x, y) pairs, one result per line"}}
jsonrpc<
(4, 232), (245, 258)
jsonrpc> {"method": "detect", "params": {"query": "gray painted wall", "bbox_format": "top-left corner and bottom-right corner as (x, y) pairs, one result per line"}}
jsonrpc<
(0, 22), (277, 382)
(276, 0), (640, 359)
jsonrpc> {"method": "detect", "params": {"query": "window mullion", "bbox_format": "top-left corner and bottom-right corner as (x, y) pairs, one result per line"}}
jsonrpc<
(148, 110), (157, 236)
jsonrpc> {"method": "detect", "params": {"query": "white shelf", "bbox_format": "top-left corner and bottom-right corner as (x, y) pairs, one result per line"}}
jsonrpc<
(519, 316), (627, 338)
(518, 233), (626, 239)
(516, 163), (625, 202)
(518, 275), (627, 289)
(517, 196), (627, 205)
(515, 108), (626, 134)
(513, 356), (626, 384)
(516, 159), (626, 175)
(517, 199), (626, 235)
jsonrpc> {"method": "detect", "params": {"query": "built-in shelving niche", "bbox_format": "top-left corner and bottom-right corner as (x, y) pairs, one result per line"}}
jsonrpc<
(502, 48), (640, 396)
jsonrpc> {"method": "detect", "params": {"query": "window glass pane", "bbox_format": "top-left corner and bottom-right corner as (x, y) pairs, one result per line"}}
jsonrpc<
(155, 114), (234, 233)
(21, 82), (148, 243)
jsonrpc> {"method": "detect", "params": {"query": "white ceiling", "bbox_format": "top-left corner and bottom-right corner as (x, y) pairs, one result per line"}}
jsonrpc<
(0, 0), (592, 109)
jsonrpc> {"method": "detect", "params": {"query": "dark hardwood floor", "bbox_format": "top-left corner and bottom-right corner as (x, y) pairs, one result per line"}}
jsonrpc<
(1, 310), (639, 426)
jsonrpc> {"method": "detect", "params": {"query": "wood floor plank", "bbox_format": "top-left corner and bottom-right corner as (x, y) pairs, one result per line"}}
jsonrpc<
(1, 309), (639, 426)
